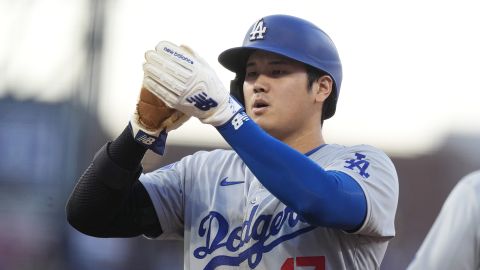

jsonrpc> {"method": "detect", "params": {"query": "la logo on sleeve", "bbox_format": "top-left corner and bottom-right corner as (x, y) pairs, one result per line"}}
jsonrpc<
(344, 153), (370, 178)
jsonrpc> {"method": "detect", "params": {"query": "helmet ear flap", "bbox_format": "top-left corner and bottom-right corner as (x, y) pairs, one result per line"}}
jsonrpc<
(229, 74), (245, 106)
(322, 89), (338, 120)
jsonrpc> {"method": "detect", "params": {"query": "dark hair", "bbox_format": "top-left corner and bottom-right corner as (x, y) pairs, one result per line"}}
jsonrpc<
(306, 65), (337, 125)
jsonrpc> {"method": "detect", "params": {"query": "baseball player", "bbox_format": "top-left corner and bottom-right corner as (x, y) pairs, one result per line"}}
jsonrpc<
(407, 170), (480, 270)
(67, 14), (399, 270)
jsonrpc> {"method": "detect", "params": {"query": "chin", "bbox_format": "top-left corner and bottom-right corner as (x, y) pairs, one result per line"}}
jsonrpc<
(254, 119), (275, 133)
(249, 112), (276, 132)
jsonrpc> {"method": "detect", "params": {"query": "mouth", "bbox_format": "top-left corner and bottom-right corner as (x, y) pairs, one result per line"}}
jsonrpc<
(251, 99), (269, 115)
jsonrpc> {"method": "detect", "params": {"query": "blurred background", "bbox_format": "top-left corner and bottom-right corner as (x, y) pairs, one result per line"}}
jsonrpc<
(0, 0), (479, 269)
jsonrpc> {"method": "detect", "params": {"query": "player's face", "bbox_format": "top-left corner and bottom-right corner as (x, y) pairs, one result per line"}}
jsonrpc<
(243, 51), (326, 140)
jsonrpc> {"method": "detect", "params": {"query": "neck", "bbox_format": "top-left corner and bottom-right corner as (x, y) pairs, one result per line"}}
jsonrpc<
(280, 127), (325, 154)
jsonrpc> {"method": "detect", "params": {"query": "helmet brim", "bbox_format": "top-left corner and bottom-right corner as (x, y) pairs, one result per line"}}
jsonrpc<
(218, 47), (257, 74)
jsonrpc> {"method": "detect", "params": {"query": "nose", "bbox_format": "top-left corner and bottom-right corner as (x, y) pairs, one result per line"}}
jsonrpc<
(253, 74), (269, 94)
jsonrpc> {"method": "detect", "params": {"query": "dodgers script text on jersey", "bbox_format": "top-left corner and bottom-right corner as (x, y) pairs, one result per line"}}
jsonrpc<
(140, 144), (398, 270)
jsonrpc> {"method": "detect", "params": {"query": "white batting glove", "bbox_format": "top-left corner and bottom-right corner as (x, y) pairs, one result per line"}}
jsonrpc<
(142, 41), (243, 126)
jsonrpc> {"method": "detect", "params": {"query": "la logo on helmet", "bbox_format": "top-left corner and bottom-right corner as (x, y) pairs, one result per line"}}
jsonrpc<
(249, 19), (267, 41)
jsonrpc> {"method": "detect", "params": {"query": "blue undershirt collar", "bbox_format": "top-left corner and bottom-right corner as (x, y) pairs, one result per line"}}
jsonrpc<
(304, 144), (328, 156)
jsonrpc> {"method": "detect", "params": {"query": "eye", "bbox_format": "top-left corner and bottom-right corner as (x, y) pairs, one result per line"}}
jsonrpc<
(271, 69), (282, 75)
(245, 70), (258, 78)
(271, 69), (287, 76)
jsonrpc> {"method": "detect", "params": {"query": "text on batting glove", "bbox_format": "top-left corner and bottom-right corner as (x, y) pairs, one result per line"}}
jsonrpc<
(142, 41), (243, 126)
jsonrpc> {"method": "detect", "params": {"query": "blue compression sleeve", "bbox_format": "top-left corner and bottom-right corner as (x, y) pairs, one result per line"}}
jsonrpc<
(217, 111), (367, 231)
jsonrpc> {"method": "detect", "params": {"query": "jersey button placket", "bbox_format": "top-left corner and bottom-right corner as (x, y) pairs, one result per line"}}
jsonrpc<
(251, 180), (267, 204)
(244, 180), (270, 269)
(240, 179), (259, 269)
(247, 180), (261, 206)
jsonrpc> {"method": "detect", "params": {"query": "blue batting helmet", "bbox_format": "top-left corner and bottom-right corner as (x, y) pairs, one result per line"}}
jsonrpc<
(218, 14), (343, 119)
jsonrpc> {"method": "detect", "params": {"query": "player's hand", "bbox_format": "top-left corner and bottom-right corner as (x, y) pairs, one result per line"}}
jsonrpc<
(142, 41), (243, 126)
(130, 86), (190, 155)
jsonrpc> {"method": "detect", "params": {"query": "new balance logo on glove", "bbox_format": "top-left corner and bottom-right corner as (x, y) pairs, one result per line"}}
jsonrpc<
(136, 134), (156, 145)
(186, 92), (218, 111)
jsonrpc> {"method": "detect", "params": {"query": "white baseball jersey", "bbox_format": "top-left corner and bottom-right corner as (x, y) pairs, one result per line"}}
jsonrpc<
(407, 170), (480, 270)
(140, 144), (398, 270)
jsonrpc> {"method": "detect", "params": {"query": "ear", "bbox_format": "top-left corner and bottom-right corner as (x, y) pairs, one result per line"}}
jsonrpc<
(313, 75), (333, 103)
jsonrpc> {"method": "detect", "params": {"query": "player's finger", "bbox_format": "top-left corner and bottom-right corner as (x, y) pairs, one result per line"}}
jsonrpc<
(153, 41), (195, 71)
(143, 63), (187, 96)
(142, 76), (178, 106)
(145, 50), (191, 85)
